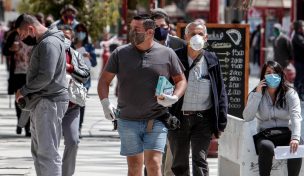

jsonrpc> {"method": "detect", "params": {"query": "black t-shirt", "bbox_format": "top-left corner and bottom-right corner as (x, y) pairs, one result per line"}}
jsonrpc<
(105, 42), (184, 120)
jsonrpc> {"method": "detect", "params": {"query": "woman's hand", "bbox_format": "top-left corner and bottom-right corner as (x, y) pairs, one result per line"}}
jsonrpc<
(66, 63), (74, 73)
(83, 52), (91, 59)
(256, 79), (267, 93)
(290, 139), (299, 153)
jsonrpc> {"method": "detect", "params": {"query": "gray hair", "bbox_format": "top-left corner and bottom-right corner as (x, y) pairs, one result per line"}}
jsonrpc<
(184, 22), (207, 36)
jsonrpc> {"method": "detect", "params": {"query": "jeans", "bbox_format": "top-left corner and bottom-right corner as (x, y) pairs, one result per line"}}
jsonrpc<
(117, 118), (168, 156)
(168, 111), (213, 176)
(62, 104), (80, 176)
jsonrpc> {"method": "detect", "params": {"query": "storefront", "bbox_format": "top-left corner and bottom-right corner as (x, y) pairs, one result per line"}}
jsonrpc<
(248, 0), (291, 65)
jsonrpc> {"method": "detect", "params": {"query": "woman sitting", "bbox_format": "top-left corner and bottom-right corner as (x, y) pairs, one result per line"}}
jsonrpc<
(243, 60), (302, 176)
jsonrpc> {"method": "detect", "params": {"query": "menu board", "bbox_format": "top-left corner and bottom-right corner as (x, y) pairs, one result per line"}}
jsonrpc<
(177, 24), (249, 118)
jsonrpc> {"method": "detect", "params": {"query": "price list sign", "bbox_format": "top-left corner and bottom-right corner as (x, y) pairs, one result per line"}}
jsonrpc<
(177, 24), (249, 118)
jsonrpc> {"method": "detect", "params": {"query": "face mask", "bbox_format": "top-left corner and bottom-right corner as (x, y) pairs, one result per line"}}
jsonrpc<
(22, 30), (37, 46)
(76, 32), (86, 41)
(63, 15), (74, 24)
(154, 27), (169, 41)
(64, 38), (71, 49)
(45, 20), (52, 27)
(129, 30), (145, 46)
(189, 34), (205, 51)
(265, 74), (281, 88)
(274, 28), (280, 37)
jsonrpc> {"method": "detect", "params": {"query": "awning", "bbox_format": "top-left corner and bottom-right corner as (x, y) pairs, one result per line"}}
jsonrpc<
(185, 0), (210, 12)
(252, 0), (291, 8)
(163, 3), (185, 17)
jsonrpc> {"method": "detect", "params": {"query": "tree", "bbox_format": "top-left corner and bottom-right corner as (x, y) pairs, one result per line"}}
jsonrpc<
(17, 0), (120, 41)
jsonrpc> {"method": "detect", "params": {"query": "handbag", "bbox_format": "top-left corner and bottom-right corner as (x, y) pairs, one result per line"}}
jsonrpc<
(253, 127), (291, 155)
(68, 77), (87, 107)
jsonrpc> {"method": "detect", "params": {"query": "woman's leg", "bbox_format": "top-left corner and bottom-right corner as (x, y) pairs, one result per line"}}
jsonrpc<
(62, 105), (80, 176)
(258, 139), (275, 176)
(15, 101), (22, 134)
(287, 158), (302, 176)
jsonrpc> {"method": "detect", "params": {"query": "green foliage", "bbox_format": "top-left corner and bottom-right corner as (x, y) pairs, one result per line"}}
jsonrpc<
(17, 0), (121, 41)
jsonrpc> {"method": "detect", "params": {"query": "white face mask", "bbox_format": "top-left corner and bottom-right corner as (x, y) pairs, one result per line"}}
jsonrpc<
(189, 34), (205, 51)
(64, 38), (71, 49)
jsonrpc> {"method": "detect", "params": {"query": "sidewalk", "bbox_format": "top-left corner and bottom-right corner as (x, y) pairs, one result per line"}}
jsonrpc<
(0, 61), (262, 176)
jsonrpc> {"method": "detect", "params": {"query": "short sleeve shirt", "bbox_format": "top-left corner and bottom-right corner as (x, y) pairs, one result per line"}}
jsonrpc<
(105, 42), (184, 120)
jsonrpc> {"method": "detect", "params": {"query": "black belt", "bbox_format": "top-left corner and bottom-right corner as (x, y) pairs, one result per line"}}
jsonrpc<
(182, 110), (209, 116)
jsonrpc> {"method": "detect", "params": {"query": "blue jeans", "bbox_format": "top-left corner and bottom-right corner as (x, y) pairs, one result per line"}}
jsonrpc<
(117, 118), (168, 156)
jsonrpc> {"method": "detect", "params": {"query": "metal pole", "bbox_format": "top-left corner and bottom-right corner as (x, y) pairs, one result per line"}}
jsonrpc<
(260, 10), (266, 67)
(291, 0), (295, 22)
(208, 0), (219, 23)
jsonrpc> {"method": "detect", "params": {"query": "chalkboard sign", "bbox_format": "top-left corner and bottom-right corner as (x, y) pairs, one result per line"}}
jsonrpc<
(177, 23), (249, 118)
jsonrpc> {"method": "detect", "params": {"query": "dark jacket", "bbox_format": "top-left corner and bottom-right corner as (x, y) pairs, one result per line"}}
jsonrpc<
(171, 46), (228, 138)
(83, 43), (97, 89)
(292, 33), (304, 64)
(167, 35), (186, 50)
(3, 30), (18, 95)
(273, 34), (293, 68)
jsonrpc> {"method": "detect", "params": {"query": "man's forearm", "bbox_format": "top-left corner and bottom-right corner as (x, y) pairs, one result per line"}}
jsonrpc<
(173, 78), (187, 98)
(97, 78), (110, 100)
(97, 71), (115, 100)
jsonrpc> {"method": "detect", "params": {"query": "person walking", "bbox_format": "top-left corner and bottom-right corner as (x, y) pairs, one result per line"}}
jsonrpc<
(168, 21), (228, 176)
(250, 24), (261, 67)
(2, 29), (32, 136)
(292, 20), (304, 100)
(53, 4), (79, 30)
(150, 9), (186, 176)
(150, 9), (186, 49)
(243, 61), (302, 176)
(60, 25), (90, 176)
(73, 23), (97, 137)
(272, 23), (293, 69)
(97, 14), (187, 176)
(15, 14), (69, 176)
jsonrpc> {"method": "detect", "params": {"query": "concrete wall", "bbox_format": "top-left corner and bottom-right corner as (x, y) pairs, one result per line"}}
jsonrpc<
(218, 115), (304, 176)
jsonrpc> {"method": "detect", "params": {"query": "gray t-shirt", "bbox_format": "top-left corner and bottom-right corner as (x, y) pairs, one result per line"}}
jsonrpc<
(106, 42), (184, 120)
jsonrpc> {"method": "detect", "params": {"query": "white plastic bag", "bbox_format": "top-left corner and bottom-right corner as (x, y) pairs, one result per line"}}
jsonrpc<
(68, 77), (87, 107)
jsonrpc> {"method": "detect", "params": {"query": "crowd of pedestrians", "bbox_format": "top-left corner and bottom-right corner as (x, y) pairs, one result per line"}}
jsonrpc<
(0, 4), (99, 176)
(1, 3), (304, 176)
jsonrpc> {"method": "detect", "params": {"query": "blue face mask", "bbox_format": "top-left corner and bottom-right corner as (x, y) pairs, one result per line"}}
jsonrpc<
(154, 27), (169, 41)
(265, 74), (281, 88)
(76, 32), (86, 41)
